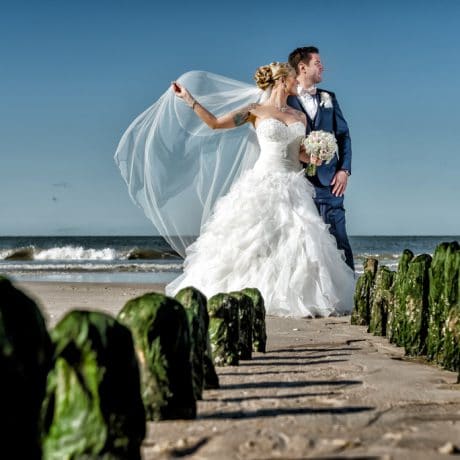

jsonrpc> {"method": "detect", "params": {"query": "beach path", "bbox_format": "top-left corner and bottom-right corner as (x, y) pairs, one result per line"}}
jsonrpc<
(19, 282), (460, 460)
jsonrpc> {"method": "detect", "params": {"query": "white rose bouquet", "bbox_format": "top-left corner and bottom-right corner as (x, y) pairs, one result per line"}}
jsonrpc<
(301, 130), (338, 176)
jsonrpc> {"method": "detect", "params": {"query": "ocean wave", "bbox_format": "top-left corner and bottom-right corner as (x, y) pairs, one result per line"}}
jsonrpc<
(36, 246), (118, 261)
(0, 243), (434, 264)
(0, 261), (183, 273)
(2, 246), (36, 261)
(0, 245), (180, 262)
(354, 252), (409, 260)
(126, 247), (180, 260)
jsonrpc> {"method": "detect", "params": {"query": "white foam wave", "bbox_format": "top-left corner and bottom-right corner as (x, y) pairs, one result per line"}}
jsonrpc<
(35, 246), (118, 261)
(0, 244), (179, 261)
(0, 261), (182, 272)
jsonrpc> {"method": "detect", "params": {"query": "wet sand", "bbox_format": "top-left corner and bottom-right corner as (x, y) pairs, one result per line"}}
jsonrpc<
(19, 281), (460, 460)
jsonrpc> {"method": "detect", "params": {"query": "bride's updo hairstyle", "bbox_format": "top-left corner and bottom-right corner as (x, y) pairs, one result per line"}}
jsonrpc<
(254, 62), (292, 90)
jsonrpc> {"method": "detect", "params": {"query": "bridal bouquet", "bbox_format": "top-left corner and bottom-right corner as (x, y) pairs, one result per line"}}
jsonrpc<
(302, 130), (338, 176)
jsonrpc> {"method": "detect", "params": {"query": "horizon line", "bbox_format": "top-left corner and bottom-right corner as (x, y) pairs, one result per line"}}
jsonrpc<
(1, 234), (459, 238)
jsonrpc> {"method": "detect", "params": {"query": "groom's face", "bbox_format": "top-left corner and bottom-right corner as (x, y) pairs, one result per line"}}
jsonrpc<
(300, 53), (323, 85)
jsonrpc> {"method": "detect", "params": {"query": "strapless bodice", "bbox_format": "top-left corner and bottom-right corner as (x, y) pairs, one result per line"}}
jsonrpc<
(253, 118), (305, 173)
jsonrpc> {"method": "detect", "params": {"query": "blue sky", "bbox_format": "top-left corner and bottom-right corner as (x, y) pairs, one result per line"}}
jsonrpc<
(1, 0), (459, 236)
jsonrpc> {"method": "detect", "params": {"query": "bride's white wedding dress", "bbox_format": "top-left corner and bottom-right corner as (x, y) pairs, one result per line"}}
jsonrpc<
(166, 118), (355, 317)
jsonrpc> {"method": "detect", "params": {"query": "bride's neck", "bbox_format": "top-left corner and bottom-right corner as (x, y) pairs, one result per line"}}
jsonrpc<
(268, 87), (288, 109)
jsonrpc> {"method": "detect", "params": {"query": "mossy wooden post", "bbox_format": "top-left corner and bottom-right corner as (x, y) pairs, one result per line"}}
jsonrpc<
(41, 310), (145, 460)
(0, 276), (53, 460)
(436, 244), (460, 371)
(203, 336), (220, 389)
(427, 242), (460, 362)
(175, 286), (214, 399)
(351, 258), (378, 326)
(118, 292), (196, 421)
(230, 291), (253, 360)
(399, 254), (432, 355)
(440, 305), (460, 372)
(387, 249), (414, 344)
(368, 267), (394, 336)
(208, 293), (239, 366)
(175, 287), (219, 390)
(242, 287), (267, 353)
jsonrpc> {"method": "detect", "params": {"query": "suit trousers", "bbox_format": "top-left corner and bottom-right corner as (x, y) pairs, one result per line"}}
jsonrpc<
(312, 183), (355, 271)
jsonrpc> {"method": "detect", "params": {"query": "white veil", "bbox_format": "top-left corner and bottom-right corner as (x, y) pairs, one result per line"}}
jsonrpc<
(114, 71), (265, 257)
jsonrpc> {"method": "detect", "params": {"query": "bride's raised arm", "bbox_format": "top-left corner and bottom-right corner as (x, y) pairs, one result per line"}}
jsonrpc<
(172, 81), (256, 129)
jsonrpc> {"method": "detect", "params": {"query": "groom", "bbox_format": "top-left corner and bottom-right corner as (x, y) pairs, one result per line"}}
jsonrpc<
(287, 46), (354, 270)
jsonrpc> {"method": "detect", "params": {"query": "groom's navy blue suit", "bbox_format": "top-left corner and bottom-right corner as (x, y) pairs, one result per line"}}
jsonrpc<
(288, 91), (354, 270)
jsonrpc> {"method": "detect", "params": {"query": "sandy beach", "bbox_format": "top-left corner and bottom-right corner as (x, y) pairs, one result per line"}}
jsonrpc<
(19, 281), (460, 460)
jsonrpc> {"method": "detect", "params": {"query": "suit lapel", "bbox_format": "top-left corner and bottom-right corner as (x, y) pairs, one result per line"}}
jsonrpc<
(289, 96), (305, 113)
(314, 95), (322, 129)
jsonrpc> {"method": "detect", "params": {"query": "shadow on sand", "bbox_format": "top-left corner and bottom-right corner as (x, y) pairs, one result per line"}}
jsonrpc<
(198, 404), (374, 420)
(219, 379), (362, 391)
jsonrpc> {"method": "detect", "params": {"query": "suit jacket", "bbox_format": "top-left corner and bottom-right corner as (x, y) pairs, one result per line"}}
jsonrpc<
(287, 90), (352, 187)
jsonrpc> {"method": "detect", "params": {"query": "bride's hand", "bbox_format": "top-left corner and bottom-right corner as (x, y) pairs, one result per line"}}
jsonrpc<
(299, 145), (321, 165)
(171, 81), (185, 97)
(311, 156), (322, 166)
(171, 81), (195, 107)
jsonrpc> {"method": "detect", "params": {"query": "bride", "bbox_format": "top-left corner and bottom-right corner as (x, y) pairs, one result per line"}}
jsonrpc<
(116, 62), (355, 317)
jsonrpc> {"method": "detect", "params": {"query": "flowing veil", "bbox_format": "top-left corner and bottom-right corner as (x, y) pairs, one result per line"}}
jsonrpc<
(114, 71), (264, 257)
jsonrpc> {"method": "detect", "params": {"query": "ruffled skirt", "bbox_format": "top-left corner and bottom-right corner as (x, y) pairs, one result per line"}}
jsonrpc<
(166, 168), (355, 317)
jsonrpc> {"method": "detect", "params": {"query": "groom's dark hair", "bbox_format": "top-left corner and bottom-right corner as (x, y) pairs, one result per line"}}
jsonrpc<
(288, 46), (319, 73)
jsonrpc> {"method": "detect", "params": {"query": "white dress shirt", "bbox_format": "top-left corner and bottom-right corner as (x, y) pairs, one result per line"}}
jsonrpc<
(297, 85), (318, 121)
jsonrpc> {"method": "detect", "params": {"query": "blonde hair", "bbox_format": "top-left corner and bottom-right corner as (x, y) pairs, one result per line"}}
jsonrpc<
(254, 62), (292, 90)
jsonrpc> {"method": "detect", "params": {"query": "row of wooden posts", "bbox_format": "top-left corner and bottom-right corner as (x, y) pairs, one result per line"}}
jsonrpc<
(351, 241), (460, 382)
(0, 277), (267, 460)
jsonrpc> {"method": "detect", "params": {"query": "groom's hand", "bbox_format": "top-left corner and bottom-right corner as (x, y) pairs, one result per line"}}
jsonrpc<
(331, 170), (348, 197)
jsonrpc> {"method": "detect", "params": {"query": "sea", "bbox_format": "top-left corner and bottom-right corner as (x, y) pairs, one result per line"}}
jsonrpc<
(0, 235), (458, 284)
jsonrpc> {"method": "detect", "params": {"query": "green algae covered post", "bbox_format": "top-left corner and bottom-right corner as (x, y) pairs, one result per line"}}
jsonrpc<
(387, 249), (414, 344)
(427, 242), (460, 363)
(174, 286), (219, 390)
(0, 276), (53, 460)
(435, 243), (460, 371)
(398, 254), (432, 355)
(368, 266), (394, 336)
(208, 293), (240, 366)
(203, 336), (220, 389)
(118, 292), (196, 421)
(242, 287), (267, 353)
(351, 258), (378, 326)
(230, 291), (254, 360)
(41, 310), (145, 460)
(175, 286), (210, 400)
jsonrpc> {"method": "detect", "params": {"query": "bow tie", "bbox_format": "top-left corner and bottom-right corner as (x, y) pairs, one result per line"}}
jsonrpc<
(299, 86), (317, 97)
